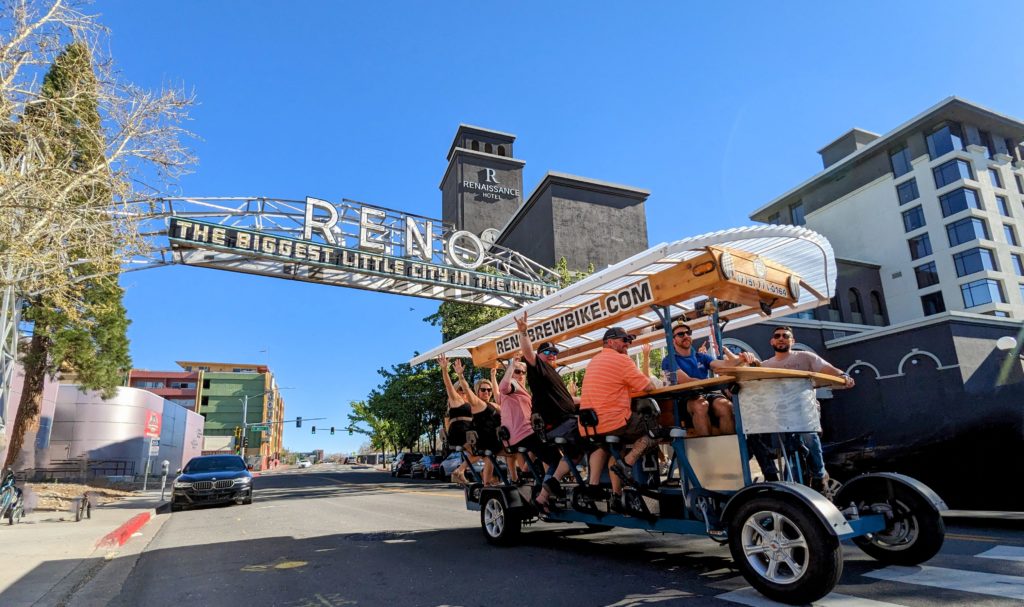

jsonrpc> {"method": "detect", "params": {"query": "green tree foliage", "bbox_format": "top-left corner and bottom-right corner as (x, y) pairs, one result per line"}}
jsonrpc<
(4, 43), (131, 470)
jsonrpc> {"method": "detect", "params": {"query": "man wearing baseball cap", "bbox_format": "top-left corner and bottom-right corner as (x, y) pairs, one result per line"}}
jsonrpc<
(515, 312), (581, 511)
(579, 326), (658, 505)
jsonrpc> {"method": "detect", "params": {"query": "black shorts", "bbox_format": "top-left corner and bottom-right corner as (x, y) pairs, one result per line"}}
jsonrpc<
(447, 419), (472, 447)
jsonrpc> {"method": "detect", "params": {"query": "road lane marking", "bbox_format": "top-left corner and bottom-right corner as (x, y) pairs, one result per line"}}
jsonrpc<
(864, 565), (1024, 600)
(977, 546), (1024, 562)
(717, 587), (907, 606)
(945, 532), (1013, 544)
(308, 474), (464, 498)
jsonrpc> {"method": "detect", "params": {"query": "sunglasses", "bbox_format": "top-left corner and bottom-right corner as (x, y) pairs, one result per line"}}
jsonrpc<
(674, 331), (692, 337)
(478, 387), (493, 393)
(772, 334), (792, 339)
(540, 349), (559, 356)
(512, 369), (526, 375)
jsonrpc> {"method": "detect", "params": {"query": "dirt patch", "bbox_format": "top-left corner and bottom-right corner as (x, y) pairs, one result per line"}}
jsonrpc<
(24, 482), (134, 512)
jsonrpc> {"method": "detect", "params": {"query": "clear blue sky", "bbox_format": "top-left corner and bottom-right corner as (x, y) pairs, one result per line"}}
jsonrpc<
(99, 2), (1024, 454)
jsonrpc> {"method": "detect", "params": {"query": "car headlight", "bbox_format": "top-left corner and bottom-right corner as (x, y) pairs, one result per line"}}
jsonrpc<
(233, 477), (251, 485)
(173, 481), (192, 488)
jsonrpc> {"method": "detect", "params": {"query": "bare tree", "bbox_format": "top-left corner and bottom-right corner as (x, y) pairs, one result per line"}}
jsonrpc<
(0, 0), (196, 466)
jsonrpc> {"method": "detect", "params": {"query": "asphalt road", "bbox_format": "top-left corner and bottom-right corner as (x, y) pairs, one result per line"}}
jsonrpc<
(101, 465), (1023, 607)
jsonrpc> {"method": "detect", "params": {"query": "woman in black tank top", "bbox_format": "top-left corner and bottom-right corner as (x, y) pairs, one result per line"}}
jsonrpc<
(440, 355), (501, 484)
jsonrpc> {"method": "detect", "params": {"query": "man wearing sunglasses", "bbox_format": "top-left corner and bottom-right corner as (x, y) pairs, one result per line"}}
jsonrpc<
(662, 322), (756, 437)
(515, 313), (582, 510)
(759, 326), (853, 491)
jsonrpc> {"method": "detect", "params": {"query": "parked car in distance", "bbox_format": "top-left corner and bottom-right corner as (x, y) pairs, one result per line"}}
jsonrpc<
(297, 460), (312, 468)
(390, 452), (422, 477)
(440, 451), (507, 481)
(410, 455), (445, 480)
(171, 454), (253, 512)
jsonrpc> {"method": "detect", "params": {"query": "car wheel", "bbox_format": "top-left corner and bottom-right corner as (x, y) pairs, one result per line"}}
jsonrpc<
(481, 495), (521, 546)
(727, 496), (842, 605)
(242, 490), (253, 505)
(170, 502), (182, 513)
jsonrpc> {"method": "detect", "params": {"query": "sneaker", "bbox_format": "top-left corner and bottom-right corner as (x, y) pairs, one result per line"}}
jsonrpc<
(609, 493), (626, 514)
(611, 462), (635, 484)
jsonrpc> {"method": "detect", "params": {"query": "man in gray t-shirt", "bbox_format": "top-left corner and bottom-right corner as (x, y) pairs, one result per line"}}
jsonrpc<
(757, 326), (854, 490)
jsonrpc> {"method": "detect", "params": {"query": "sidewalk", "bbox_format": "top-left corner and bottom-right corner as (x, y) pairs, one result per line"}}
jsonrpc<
(0, 489), (167, 607)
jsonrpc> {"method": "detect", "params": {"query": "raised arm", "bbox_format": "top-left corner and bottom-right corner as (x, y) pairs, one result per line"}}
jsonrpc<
(454, 359), (491, 409)
(437, 354), (461, 404)
(641, 342), (652, 377)
(515, 313), (536, 366)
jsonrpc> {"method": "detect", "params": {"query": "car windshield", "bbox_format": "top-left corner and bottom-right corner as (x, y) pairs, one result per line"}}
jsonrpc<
(184, 456), (246, 473)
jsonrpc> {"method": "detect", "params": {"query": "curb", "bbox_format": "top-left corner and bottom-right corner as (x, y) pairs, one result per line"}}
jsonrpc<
(96, 511), (154, 548)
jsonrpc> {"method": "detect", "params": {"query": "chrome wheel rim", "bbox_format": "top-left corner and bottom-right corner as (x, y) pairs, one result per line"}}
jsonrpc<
(484, 500), (504, 537)
(740, 510), (810, 585)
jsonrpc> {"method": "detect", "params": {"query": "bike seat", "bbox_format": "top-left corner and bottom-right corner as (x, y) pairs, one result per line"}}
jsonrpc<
(579, 409), (599, 428)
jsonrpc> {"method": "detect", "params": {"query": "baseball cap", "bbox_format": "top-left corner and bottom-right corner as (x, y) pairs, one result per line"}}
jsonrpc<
(602, 327), (635, 342)
(537, 342), (559, 354)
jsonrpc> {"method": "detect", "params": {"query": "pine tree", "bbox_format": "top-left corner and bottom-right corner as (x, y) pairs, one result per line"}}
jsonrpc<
(4, 43), (132, 471)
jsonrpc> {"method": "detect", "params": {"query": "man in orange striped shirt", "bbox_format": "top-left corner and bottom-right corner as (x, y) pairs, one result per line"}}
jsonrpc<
(579, 327), (658, 500)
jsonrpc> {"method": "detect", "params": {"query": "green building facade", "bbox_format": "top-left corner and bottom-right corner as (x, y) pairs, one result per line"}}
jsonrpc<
(199, 372), (267, 450)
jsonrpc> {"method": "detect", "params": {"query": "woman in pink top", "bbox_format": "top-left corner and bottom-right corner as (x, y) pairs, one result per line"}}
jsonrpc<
(499, 358), (538, 483)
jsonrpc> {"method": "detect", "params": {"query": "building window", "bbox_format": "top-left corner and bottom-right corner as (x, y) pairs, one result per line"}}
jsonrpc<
(133, 380), (164, 388)
(767, 212), (780, 225)
(961, 278), (1006, 307)
(870, 291), (885, 325)
(827, 296), (841, 322)
(484, 142), (493, 154)
(201, 396), (209, 408)
(939, 187), (981, 217)
(979, 130), (994, 158)
(921, 291), (946, 316)
(170, 382), (195, 389)
(890, 146), (913, 177)
(926, 122), (964, 159)
(789, 201), (805, 225)
(1013, 254), (1024, 277)
(497, 145), (505, 157)
(915, 262), (940, 288)
(1005, 224), (1019, 246)
(1020, 283), (1024, 303)
(996, 195), (1011, 217)
(471, 140), (479, 151)
(953, 247), (998, 277)
(197, 366), (209, 371)
(896, 179), (919, 204)
(908, 234), (932, 260)
(202, 379), (210, 389)
(933, 159), (974, 189)
(183, 365), (192, 372)
(989, 168), (1003, 189)
(946, 217), (990, 246)
(902, 206), (925, 232)
(848, 288), (864, 324)
(1015, 174), (1024, 195)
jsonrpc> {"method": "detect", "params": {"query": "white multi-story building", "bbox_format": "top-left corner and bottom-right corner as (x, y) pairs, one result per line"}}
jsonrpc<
(750, 96), (1024, 324)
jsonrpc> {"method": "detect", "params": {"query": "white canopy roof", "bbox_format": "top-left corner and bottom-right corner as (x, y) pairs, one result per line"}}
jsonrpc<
(410, 225), (836, 369)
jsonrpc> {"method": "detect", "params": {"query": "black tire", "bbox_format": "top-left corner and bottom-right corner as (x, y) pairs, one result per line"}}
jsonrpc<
(170, 502), (181, 513)
(242, 490), (253, 505)
(481, 496), (521, 546)
(584, 523), (614, 533)
(849, 483), (945, 566)
(728, 496), (843, 605)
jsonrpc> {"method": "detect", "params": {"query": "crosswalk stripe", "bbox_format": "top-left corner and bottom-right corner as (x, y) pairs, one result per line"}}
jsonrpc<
(977, 546), (1024, 562)
(864, 565), (1024, 601)
(716, 587), (907, 606)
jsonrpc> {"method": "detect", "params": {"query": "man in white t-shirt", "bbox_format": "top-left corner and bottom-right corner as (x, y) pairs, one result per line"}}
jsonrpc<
(759, 326), (854, 491)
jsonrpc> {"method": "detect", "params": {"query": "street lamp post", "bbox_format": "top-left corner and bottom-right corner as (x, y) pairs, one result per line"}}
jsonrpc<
(236, 387), (292, 457)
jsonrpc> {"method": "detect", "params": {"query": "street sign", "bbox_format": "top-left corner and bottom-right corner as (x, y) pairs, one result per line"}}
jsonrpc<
(250, 424), (270, 432)
(149, 438), (160, 456)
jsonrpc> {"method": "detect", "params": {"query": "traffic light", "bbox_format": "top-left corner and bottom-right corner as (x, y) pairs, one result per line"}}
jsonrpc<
(296, 416), (302, 428)
(311, 425), (316, 434)
(242, 435), (249, 449)
(330, 427), (335, 435)
(234, 426), (243, 454)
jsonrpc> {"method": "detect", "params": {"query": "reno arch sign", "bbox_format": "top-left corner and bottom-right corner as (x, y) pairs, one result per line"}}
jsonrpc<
(167, 196), (559, 308)
(302, 197), (489, 270)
